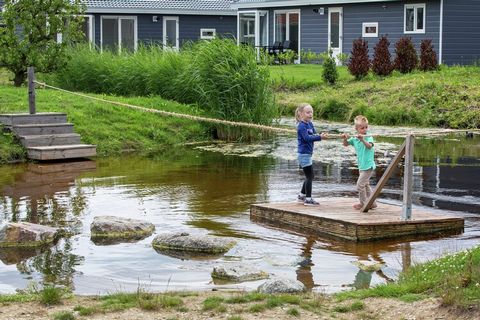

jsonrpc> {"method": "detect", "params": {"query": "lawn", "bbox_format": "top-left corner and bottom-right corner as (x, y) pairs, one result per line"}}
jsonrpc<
(269, 64), (480, 128)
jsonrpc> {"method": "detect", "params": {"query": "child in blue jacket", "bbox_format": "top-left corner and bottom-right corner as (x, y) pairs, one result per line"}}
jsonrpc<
(296, 103), (327, 206)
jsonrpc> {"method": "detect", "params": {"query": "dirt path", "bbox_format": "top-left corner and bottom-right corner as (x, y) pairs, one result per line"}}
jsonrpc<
(0, 291), (478, 320)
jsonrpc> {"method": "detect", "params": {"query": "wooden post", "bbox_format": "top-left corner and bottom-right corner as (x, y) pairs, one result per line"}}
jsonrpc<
(362, 140), (407, 212)
(28, 66), (36, 114)
(402, 134), (415, 220)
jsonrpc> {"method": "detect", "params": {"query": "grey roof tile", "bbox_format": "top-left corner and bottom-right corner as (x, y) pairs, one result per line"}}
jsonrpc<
(86, 0), (235, 12)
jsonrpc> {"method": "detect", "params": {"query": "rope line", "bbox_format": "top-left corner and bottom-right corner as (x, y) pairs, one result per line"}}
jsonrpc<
(34, 81), (479, 139)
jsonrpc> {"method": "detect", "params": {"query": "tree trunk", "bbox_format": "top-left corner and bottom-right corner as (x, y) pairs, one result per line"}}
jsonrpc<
(13, 71), (27, 87)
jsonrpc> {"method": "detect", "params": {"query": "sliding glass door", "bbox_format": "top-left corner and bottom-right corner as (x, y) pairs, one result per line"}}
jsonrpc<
(101, 16), (137, 52)
(274, 10), (300, 55)
(238, 11), (269, 49)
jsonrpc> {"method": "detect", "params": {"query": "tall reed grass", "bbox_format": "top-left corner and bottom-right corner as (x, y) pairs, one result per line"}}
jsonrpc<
(52, 40), (277, 140)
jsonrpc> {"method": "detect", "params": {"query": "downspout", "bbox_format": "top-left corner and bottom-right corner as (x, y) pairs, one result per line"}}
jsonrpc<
(439, 0), (443, 64)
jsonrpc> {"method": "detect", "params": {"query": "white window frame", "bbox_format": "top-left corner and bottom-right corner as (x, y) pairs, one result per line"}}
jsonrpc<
(237, 11), (256, 44)
(362, 22), (378, 37)
(404, 3), (426, 34)
(273, 9), (301, 57)
(100, 15), (138, 52)
(82, 15), (95, 44)
(200, 28), (216, 40)
(163, 16), (179, 50)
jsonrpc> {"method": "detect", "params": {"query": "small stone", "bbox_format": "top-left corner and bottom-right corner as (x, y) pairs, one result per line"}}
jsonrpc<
(352, 260), (384, 272)
(257, 278), (306, 294)
(212, 264), (269, 283)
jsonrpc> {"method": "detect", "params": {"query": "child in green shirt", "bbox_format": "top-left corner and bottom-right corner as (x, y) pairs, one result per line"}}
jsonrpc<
(342, 115), (377, 210)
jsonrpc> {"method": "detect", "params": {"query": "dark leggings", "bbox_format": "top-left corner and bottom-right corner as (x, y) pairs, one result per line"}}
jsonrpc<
(301, 165), (314, 197)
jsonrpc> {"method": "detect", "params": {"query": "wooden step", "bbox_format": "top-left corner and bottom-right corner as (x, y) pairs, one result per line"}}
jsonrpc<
(27, 144), (97, 160)
(19, 133), (81, 147)
(12, 123), (74, 135)
(0, 113), (67, 126)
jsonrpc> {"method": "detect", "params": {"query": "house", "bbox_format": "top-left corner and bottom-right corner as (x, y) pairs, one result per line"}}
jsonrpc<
(81, 0), (237, 51)
(232, 0), (480, 65)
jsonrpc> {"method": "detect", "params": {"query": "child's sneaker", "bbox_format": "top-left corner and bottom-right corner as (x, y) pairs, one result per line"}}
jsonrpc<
(304, 198), (320, 206)
(297, 194), (306, 202)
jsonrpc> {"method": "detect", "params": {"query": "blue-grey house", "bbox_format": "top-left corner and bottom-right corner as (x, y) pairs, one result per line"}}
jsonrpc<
(232, 0), (480, 65)
(81, 0), (237, 51)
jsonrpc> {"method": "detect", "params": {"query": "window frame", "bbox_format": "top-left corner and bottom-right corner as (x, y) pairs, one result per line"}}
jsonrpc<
(100, 15), (138, 52)
(200, 28), (216, 40)
(404, 3), (426, 34)
(362, 22), (378, 38)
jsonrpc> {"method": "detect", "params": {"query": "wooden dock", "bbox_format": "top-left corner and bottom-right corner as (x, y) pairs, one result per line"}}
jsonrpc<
(250, 197), (464, 242)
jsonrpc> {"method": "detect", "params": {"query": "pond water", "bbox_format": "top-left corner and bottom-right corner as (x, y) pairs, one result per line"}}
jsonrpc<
(1, 122), (479, 295)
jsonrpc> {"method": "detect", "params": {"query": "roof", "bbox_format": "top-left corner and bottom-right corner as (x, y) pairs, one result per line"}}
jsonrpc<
(232, 0), (399, 9)
(85, 0), (236, 15)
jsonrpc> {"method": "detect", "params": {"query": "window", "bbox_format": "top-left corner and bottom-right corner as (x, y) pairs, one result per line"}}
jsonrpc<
(80, 15), (94, 43)
(101, 16), (137, 52)
(239, 13), (255, 45)
(274, 10), (300, 52)
(404, 4), (425, 33)
(200, 28), (216, 40)
(362, 22), (378, 37)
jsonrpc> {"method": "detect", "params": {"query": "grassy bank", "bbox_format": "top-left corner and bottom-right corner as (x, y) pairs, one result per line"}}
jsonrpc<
(271, 64), (480, 128)
(0, 246), (478, 319)
(0, 79), (209, 163)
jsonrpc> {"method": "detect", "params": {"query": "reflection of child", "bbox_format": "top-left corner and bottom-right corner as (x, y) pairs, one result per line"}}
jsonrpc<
(342, 115), (377, 210)
(295, 103), (327, 206)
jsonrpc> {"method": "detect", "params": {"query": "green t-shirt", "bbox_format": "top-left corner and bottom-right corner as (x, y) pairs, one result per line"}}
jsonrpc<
(348, 135), (376, 171)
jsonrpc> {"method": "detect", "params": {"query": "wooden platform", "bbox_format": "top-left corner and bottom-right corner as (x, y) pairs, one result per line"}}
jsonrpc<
(250, 197), (464, 242)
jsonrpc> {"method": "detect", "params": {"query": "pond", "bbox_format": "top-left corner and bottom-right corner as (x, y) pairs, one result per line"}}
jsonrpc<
(1, 122), (479, 295)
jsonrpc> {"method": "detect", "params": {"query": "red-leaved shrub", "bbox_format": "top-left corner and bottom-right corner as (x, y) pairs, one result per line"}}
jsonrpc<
(347, 38), (370, 79)
(394, 37), (418, 73)
(372, 36), (393, 76)
(419, 39), (439, 71)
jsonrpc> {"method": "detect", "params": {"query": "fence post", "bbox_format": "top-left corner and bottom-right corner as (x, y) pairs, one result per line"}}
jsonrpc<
(402, 134), (415, 220)
(28, 66), (36, 114)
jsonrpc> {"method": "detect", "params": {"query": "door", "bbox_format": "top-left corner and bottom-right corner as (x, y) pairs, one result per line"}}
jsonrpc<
(328, 7), (343, 63)
(163, 16), (179, 50)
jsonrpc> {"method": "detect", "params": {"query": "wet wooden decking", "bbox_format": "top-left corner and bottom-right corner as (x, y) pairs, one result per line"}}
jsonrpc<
(250, 197), (464, 242)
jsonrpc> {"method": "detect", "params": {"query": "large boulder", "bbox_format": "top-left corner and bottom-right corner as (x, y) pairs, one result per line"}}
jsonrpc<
(152, 232), (236, 254)
(90, 216), (155, 243)
(0, 222), (58, 248)
(212, 264), (269, 283)
(257, 278), (306, 294)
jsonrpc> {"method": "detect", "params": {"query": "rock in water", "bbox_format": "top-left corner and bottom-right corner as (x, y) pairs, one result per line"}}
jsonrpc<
(90, 216), (155, 242)
(212, 264), (269, 282)
(257, 278), (306, 294)
(0, 222), (58, 247)
(352, 260), (384, 272)
(152, 232), (235, 253)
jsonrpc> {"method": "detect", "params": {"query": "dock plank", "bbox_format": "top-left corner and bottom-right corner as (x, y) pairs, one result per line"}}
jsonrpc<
(251, 197), (464, 241)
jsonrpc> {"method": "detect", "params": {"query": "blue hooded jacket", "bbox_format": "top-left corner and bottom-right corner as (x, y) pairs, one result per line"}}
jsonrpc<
(297, 121), (321, 154)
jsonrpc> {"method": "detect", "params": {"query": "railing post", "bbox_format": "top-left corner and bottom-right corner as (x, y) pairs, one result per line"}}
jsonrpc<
(28, 66), (36, 114)
(402, 134), (415, 220)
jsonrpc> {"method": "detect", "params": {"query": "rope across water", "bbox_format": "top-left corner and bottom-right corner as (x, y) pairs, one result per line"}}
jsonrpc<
(34, 81), (478, 139)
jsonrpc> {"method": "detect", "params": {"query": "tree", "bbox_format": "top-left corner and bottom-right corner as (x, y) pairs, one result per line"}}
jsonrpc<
(394, 37), (418, 73)
(372, 35), (393, 76)
(0, 0), (84, 86)
(419, 39), (439, 71)
(347, 37), (370, 79)
(322, 50), (338, 85)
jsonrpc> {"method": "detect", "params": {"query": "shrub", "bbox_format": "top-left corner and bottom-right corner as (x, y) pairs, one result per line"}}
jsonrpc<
(322, 50), (339, 85)
(394, 37), (418, 73)
(318, 99), (350, 121)
(337, 53), (350, 66)
(372, 36), (393, 76)
(39, 286), (63, 305)
(347, 38), (370, 79)
(419, 39), (439, 71)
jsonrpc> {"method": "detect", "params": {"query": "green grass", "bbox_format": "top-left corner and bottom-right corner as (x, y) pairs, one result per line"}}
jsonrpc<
(202, 296), (225, 311)
(336, 246), (480, 310)
(270, 64), (480, 128)
(52, 311), (75, 320)
(0, 293), (37, 303)
(40, 286), (63, 306)
(333, 300), (365, 313)
(0, 77), (209, 163)
(287, 307), (300, 316)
